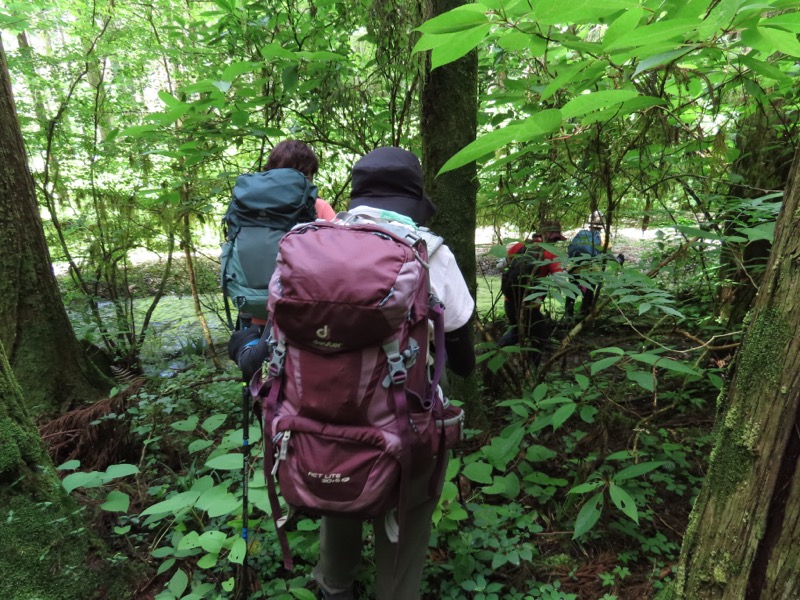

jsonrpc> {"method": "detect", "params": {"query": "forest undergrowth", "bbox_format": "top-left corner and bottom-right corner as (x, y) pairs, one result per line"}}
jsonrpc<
(42, 233), (724, 600)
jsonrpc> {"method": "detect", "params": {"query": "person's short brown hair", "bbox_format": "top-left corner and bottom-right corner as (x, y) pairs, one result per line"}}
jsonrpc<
(264, 140), (319, 179)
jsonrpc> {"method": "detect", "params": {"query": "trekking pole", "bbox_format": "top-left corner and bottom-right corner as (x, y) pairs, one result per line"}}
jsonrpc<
(240, 383), (250, 600)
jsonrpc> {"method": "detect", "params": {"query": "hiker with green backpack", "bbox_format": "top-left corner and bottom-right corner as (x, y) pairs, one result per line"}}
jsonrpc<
(224, 140), (335, 380)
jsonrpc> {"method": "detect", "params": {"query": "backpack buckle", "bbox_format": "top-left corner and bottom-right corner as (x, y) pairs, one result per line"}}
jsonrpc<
(269, 339), (286, 378)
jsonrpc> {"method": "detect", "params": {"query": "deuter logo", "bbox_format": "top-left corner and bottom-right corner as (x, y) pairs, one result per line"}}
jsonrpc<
(313, 324), (344, 349)
(307, 471), (351, 484)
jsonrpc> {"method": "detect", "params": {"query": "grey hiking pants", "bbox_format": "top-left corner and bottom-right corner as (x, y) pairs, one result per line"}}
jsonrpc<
(312, 458), (446, 600)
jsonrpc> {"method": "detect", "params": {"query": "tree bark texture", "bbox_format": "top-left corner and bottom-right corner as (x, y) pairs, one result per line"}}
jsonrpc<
(0, 340), (122, 598)
(0, 39), (108, 417)
(673, 146), (800, 599)
(420, 0), (482, 423)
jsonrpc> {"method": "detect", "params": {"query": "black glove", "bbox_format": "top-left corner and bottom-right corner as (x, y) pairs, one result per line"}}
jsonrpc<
(227, 328), (260, 362)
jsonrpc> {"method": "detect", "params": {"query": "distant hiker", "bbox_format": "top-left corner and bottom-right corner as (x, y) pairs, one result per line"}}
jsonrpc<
(564, 211), (623, 317)
(225, 140), (334, 381)
(498, 220), (566, 366)
(301, 146), (475, 600)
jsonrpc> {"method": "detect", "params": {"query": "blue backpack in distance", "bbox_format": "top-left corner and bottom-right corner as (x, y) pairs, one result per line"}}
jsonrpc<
(568, 229), (602, 258)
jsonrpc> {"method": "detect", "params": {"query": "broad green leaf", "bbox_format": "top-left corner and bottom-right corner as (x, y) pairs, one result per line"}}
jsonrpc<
(534, 0), (640, 25)
(590, 355), (622, 375)
(227, 537), (247, 565)
(141, 491), (201, 516)
(119, 124), (160, 138)
(628, 352), (663, 366)
(100, 491), (130, 513)
(213, 80), (232, 93)
(297, 51), (348, 62)
(158, 91), (182, 107)
(604, 18), (700, 51)
(197, 553), (218, 569)
(222, 577), (235, 592)
(613, 461), (666, 481)
(259, 43), (297, 61)
(497, 29), (536, 52)
(525, 445), (557, 463)
(462, 461), (493, 484)
(759, 25), (800, 57)
(188, 439), (214, 454)
(182, 79), (219, 94)
(156, 557), (176, 576)
(626, 369), (654, 391)
(199, 531), (228, 554)
(482, 473), (521, 498)
(573, 491), (604, 539)
(482, 425), (525, 471)
(603, 7), (644, 48)
(417, 4), (488, 34)
(221, 61), (262, 81)
(205, 453), (243, 470)
(523, 471), (569, 487)
(575, 374), (590, 391)
(177, 531), (201, 551)
(439, 109), (562, 174)
(532, 383), (549, 402)
(540, 59), (591, 102)
(412, 31), (457, 53)
(762, 12), (800, 32)
(738, 55), (790, 81)
(291, 589), (318, 600)
(168, 569), (189, 598)
(593, 346), (626, 355)
(609, 483), (638, 523)
(171, 415), (199, 432)
(633, 48), (695, 78)
(638, 302), (652, 315)
(431, 24), (492, 69)
(551, 403), (577, 431)
(736, 221), (775, 243)
(580, 405), (598, 423)
(652, 357), (700, 376)
(199, 488), (239, 518)
(57, 460), (81, 471)
(568, 480), (605, 495)
(202, 414), (227, 433)
(63, 471), (104, 493)
(561, 90), (639, 120)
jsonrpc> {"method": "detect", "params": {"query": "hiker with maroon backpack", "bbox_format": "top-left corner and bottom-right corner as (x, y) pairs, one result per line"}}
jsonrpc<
(254, 146), (474, 600)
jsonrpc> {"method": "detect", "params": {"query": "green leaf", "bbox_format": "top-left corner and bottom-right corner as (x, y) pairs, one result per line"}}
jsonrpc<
(171, 415), (200, 432)
(739, 55), (790, 81)
(604, 18), (700, 51)
(431, 24), (492, 69)
(212, 80), (232, 93)
(602, 7), (644, 48)
(653, 357), (700, 376)
(205, 453), (243, 470)
(103, 463), (139, 483)
(141, 491), (201, 517)
(259, 43), (297, 61)
(626, 369), (654, 391)
(297, 50), (347, 62)
(417, 4), (488, 34)
(759, 25), (800, 57)
(482, 426), (525, 471)
(227, 537), (247, 565)
(188, 439), (214, 454)
(156, 557), (176, 575)
(590, 355), (622, 375)
(580, 405), (598, 423)
(573, 491), (604, 539)
(533, 0), (640, 25)
(638, 302), (652, 315)
(222, 61), (264, 81)
(438, 109), (562, 174)
(291, 589), (318, 600)
(168, 569), (189, 598)
(462, 461), (493, 484)
(633, 48), (694, 78)
(575, 374), (590, 391)
(62, 471), (104, 493)
(100, 491), (130, 513)
(551, 402), (577, 431)
(613, 461), (666, 482)
(157, 91), (182, 107)
(482, 473), (521, 498)
(222, 577), (235, 592)
(568, 480), (605, 495)
(202, 414), (228, 433)
(57, 460), (81, 471)
(609, 483), (638, 523)
(119, 124), (160, 138)
(593, 346), (626, 355)
(525, 445), (557, 463)
(199, 530), (228, 554)
(736, 221), (775, 243)
(561, 90), (640, 120)
(177, 531), (201, 551)
(197, 553), (218, 569)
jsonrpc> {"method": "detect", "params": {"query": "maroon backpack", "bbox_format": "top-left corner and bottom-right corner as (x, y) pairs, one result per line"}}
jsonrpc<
(253, 216), (461, 569)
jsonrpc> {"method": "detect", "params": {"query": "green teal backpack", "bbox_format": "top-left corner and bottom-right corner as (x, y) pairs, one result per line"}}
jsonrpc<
(220, 168), (317, 326)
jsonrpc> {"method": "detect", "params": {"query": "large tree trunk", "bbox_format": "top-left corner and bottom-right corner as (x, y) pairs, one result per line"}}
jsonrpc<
(0, 38), (109, 417)
(673, 146), (800, 598)
(0, 339), (123, 598)
(420, 0), (481, 421)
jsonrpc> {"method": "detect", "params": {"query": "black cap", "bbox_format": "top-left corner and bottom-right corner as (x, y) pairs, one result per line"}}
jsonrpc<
(349, 147), (437, 226)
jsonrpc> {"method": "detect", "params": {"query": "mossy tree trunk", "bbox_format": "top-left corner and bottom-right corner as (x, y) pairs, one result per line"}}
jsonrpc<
(0, 340), (123, 599)
(420, 0), (482, 422)
(0, 38), (109, 417)
(673, 146), (800, 599)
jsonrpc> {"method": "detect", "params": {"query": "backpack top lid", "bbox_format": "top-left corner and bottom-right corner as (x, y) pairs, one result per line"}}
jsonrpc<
(225, 168), (318, 234)
(349, 147), (437, 226)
